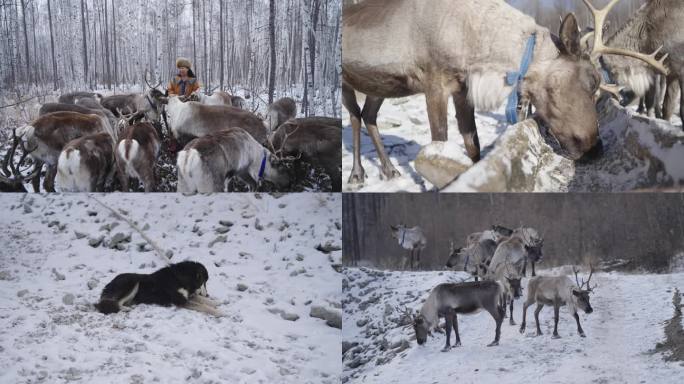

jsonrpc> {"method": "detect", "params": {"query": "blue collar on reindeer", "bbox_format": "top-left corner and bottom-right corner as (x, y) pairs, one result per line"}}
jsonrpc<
(258, 150), (268, 180)
(505, 33), (536, 125)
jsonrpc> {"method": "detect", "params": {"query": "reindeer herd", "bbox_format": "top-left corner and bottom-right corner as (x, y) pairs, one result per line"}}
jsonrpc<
(0, 80), (341, 193)
(394, 224), (597, 352)
(343, 0), (681, 185)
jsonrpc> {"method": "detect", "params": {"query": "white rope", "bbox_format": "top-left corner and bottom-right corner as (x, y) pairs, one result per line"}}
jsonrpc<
(89, 195), (170, 265)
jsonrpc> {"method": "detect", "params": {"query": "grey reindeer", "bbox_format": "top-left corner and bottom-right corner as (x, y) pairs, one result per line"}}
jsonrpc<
(390, 224), (427, 270)
(407, 280), (505, 351)
(343, 0), (668, 185)
(520, 265), (596, 338)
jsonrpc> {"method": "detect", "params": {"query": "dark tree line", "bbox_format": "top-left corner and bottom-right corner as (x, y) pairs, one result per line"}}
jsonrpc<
(343, 193), (684, 272)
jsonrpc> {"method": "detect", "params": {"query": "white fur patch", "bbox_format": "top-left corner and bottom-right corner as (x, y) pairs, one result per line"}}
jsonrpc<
(56, 149), (91, 192)
(621, 70), (652, 98)
(177, 288), (189, 299)
(467, 72), (513, 111)
(118, 282), (140, 308)
(117, 139), (141, 179)
(177, 148), (210, 193)
(15, 125), (34, 139)
(198, 284), (208, 297)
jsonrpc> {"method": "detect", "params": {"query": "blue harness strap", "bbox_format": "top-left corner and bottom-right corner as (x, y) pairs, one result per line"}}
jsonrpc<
(258, 150), (268, 180)
(505, 33), (537, 125)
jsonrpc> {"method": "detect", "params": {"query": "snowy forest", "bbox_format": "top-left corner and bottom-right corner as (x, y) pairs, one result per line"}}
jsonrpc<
(0, 0), (341, 115)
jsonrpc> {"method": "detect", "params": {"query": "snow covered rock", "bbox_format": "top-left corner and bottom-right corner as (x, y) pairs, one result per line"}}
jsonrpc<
(414, 141), (474, 189)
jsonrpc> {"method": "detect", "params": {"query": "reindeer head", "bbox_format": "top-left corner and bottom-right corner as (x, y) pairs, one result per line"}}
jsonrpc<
(262, 155), (291, 188)
(389, 224), (404, 239)
(412, 314), (429, 345)
(505, 276), (523, 299)
(572, 265), (597, 314)
(445, 241), (465, 269)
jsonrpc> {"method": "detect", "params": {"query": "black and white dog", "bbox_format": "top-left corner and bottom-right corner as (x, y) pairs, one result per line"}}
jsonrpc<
(95, 261), (222, 316)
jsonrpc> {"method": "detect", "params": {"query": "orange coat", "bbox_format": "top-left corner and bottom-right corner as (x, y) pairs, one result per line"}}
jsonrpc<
(167, 76), (200, 96)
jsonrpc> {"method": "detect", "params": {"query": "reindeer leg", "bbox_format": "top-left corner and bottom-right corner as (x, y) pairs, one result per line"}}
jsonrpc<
(442, 309), (453, 352)
(679, 77), (684, 127)
(43, 164), (57, 192)
(452, 88), (480, 162)
(574, 312), (586, 337)
(509, 297), (516, 326)
(662, 75), (679, 121)
(520, 299), (531, 334)
(487, 308), (502, 347)
(416, 248), (421, 270)
(453, 313), (461, 347)
(362, 96), (399, 180)
(30, 160), (43, 192)
(531, 261), (536, 277)
(645, 81), (657, 118)
(552, 303), (561, 338)
(534, 303), (544, 336)
(342, 83), (366, 184)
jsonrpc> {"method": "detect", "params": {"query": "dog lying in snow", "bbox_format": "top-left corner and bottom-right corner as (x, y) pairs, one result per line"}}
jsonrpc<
(95, 261), (223, 316)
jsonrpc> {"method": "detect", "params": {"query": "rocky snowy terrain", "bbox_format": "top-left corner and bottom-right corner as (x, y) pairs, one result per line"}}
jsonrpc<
(342, 267), (684, 384)
(0, 193), (342, 384)
(342, 94), (683, 192)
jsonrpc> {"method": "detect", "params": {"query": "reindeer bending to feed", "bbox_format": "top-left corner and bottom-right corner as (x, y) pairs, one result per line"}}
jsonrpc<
(520, 266), (596, 338)
(176, 128), (289, 193)
(446, 238), (497, 281)
(408, 281), (505, 351)
(343, 0), (669, 184)
(390, 224), (426, 270)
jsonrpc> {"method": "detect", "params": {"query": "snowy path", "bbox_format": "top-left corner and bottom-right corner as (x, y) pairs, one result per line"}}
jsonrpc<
(342, 268), (684, 384)
(0, 193), (341, 384)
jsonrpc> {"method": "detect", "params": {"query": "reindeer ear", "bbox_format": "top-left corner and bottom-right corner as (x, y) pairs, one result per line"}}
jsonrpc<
(559, 13), (581, 58)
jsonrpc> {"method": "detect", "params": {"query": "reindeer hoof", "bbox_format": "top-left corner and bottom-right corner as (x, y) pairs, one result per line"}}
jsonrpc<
(536, 331), (543, 337)
(454, 341), (461, 347)
(380, 165), (401, 180)
(519, 326), (525, 334)
(552, 334), (561, 339)
(509, 319), (516, 326)
(347, 170), (366, 185)
(487, 341), (499, 347)
(579, 332), (586, 338)
(441, 346), (452, 352)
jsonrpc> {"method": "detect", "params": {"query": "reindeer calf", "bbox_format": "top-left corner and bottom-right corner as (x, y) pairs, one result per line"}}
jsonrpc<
(177, 128), (289, 193)
(56, 133), (114, 192)
(519, 268), (595, 338)
(116, 122), (161, 192)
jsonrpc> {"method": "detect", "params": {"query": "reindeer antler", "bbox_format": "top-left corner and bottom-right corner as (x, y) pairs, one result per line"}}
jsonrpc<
(573, 264), (597, 291)
(582, 0), (669, 75)
(267, 121), (301, 161)
(144, 69), (163, 90)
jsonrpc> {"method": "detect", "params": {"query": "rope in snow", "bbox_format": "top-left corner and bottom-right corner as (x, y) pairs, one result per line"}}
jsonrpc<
(88, 195), (171, 265)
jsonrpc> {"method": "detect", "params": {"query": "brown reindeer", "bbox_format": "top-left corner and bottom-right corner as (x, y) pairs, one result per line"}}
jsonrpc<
(342, 0), (669, 184)
(3, 111), (115, 192)
(115, 122), (161, 192)
(269, 117), (342, 191)
(56, 132), (115, 192)
(266, 97), (298, 132)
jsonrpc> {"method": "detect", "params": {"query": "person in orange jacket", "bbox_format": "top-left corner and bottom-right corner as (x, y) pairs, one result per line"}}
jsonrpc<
(167, 57), (200, 97)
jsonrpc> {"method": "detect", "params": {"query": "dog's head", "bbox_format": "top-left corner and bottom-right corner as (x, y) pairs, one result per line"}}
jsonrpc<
(173, 261), (210, 297)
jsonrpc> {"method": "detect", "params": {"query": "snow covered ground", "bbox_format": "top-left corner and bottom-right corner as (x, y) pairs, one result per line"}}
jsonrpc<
(342, 94), (683, 192)
(342, 267), (684, 384)
(0, 193), (342, 384)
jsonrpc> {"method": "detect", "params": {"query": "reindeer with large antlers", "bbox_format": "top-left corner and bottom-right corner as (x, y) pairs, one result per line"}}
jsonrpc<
(100, 72), (166, 124)
(343, 0), (670, 185)
(582, 0), (681, 124)
(1, 111), (118, 192)
(519, 265), (597, 338)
